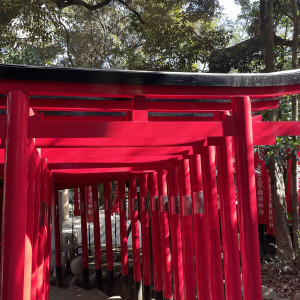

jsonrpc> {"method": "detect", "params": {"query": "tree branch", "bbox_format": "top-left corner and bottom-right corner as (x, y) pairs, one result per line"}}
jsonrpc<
(116, 0), (144, 24)
(53, 0), (113, 10)
(59, 20), (76, 67)
(53, 0), (144, 23)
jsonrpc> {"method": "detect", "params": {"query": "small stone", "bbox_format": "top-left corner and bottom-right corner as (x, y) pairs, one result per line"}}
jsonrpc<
(293, 292), (300, 300)
(69, 276), (82, 287)
(262, 286), (277, 299)
(70, 257), (82, 275)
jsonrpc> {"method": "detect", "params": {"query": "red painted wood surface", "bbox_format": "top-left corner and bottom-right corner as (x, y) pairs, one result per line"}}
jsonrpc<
(74, 188), (81, 216)
(129, 179), (141, 283)
(157, 170), (173, 300)
(217, 135), (242, 300)
(118, 180), (128, 276)
(86, 186), (94, 223)
(37, 159), (48, 300)
(31, 150), (41, 300)
(190, 154), (210, 300)
(149, 172), (163, 293)
(179, 159), (197, 300)
(1, 92), (29, 300)
(53, 190), (61, 269)
(92, 185), (102, 270)
(1, 78), (299, 98)
(232, 96), (262, 300)
(80, 186), (89, 270)
(45, 175), (53, 300)
(103, 182), (114, 272)
(168, 164), (184, 300)
(201, 147), (224, 300)
(24, 139), (35, 300)
(139, 174), (151, 286)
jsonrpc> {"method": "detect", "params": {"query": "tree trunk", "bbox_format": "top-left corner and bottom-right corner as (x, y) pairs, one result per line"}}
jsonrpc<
(262, 0), (295, 260)
(269, 157), (295, 261)
(263, 0), (275, 72)
(290, 0), (300, 260)
(291, 152), (299, 254)
(263, 0), (277, 121)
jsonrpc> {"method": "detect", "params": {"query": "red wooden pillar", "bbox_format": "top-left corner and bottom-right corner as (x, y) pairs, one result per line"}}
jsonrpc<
(103, 181), (114, 292)
(0, 185), (2, 284)
(118, 180), (129, 296)
(216, 132), (242, 299)
(43, 176), (49, 300)
(190, 154), (210, 300)
(80, 186), (89, 289)
(149, 172), (163, 300)
(200, 147), (224, 299)
(168, 164), (184, 300)
(1, 91), (28, 300)
(53, 189), (62, 287)
(129, 178), (142, 299)
(32, 150), (41, 300)
(43, 187), (49, 300)
(44, 175), (53, 300)
(232, 96), (262, 300)
(140, 174), (151, 300)
(24, 138), (36, 300)
(92, 185), (102, 290)
(179, 158), (196, 300)
(37, 158), (48, 300)
(157, 170), (173, 300)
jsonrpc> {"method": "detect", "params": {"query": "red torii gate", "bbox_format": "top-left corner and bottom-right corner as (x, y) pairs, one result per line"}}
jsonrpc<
(0, 64), (299, 300)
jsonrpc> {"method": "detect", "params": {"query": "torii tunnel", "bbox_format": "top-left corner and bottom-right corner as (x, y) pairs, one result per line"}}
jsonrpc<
(0, 64), (300, 300)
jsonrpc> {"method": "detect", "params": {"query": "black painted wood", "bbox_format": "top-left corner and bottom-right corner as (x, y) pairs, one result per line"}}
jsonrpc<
(0, 63), (299, 87)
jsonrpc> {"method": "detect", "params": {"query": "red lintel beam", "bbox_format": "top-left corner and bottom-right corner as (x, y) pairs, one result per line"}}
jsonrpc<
(53, 174), (144, 190)
(41, 115), (212, 122)
(41, 146), (192, 158)
(147, 99), (279, 112)
(52, 167), (164, 176)
(47, 158), (179, 170)
(43, 115), (127, 122)
(206, 136), (276, 146)
(52, 167), (135, 174)
(46, 155), (181, 167)
(46, 155), (181, 164)
(29, 120), (300, 139)
(23, 98), (279, 112)
(34, 137), (207, 148)
(0, 119), (290, 146)
(32, 136), (272, 149)
(41, 119), (288, 141)
(253, 121), (300, 136)
(28, 120), (234, 138)
(30, 98), (131, 112)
